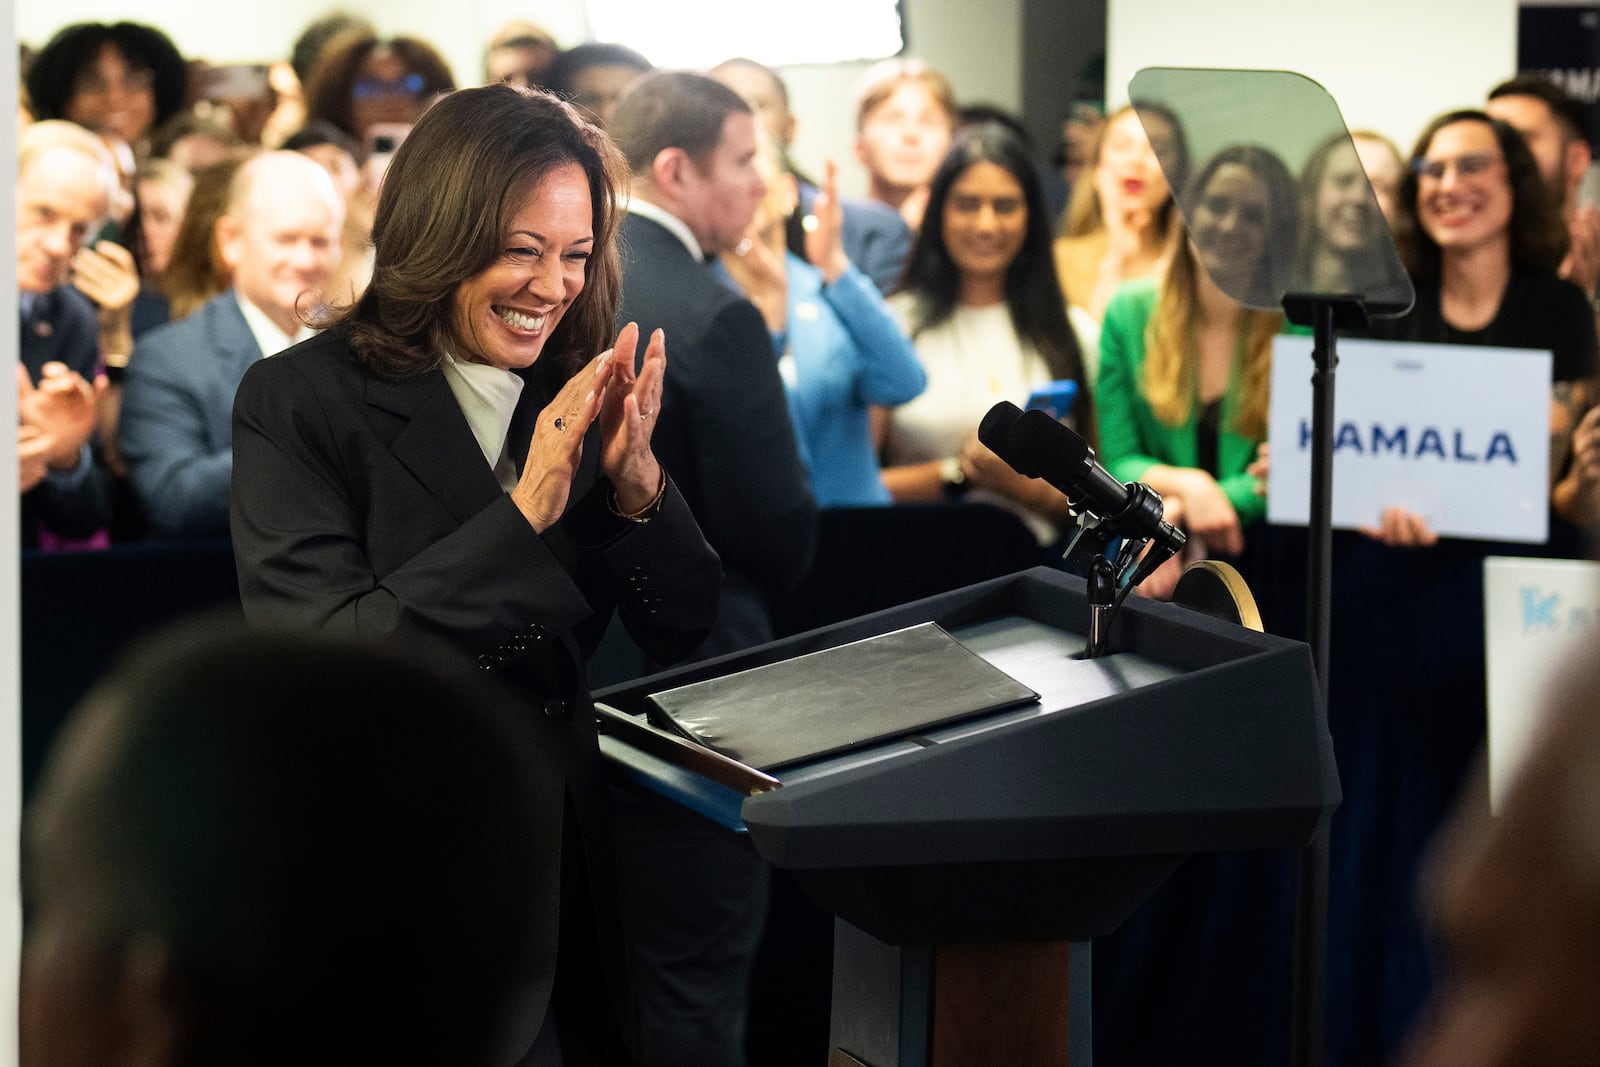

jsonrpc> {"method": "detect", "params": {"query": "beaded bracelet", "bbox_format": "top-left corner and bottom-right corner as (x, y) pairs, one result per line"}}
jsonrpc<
(609, 468), (668, 523)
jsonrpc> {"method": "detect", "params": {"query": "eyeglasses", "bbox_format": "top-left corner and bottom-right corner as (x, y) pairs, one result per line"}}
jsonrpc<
(353, 73), (425, 101)
(72, 67), (155, 96)
(1410, 151), (1503, 181)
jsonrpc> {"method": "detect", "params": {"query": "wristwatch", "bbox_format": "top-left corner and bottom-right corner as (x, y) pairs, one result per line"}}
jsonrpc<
(940, 456), (969, 499)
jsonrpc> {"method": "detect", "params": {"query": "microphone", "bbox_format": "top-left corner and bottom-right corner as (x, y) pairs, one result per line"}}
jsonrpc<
(978, 402), (1186, 555)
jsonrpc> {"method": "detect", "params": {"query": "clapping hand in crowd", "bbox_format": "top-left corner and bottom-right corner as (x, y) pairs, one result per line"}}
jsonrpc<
(17, 362), (103, 486)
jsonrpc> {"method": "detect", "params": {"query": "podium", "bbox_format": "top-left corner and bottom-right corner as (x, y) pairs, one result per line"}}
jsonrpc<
(596, 566), (1339, 1066)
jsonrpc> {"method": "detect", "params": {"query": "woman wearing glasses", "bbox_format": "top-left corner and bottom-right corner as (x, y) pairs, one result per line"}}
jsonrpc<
(1328, 109), (1600, 1067)
(301, 30), (454, 146)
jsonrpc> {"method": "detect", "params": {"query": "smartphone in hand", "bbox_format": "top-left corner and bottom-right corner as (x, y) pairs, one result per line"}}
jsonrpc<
(1025, 379), (1078, 422)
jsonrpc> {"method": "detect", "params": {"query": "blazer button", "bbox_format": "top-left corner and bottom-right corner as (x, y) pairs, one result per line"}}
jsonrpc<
(543, 697), (568, 719)
(523, 624), (547, 641)
(476, 654), (496, 671)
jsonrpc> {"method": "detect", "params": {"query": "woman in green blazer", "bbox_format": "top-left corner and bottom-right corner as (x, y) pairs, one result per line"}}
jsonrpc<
(1095, 144), (1298, 577)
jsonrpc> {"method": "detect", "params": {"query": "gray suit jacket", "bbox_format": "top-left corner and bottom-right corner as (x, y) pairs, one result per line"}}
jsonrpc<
(120, 290), (262, 538)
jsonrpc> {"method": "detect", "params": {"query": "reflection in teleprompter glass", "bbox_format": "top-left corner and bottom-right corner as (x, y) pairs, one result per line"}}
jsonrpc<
(1129, 67), (1414, 317)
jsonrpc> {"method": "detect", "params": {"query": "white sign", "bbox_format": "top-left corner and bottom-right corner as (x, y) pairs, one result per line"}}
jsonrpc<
(1483, 556), (1600, 809)
(1268, 337), (1551, 543)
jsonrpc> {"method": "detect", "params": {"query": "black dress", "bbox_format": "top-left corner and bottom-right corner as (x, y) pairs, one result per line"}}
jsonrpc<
(1323, 271), (1597, 1065)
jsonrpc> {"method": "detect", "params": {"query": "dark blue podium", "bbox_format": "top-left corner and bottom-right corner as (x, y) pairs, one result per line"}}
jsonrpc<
(596, 566), (1339, 1066)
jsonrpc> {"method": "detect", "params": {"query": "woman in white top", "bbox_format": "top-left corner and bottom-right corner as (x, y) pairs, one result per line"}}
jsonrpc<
(880, 121), (1095, 541)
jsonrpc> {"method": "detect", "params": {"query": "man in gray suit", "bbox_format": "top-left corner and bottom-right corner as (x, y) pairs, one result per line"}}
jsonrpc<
(120, 151), (342, 538)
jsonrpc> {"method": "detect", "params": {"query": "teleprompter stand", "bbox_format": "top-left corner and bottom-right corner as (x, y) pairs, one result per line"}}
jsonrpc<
(1128, 67), (1413, 1067)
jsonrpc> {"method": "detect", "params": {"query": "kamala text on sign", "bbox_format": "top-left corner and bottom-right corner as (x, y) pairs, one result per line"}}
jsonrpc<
(1268, 336), (1551, 543)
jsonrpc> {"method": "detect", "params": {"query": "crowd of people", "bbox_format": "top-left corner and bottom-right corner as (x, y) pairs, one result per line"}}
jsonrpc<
(15, 12), (1600, 1067)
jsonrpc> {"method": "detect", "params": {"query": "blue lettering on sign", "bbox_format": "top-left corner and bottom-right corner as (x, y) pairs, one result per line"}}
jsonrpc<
(1371, 425), (1408, 454)
(1294, 421), (1519, 464)
(1522, 586), (1560, 632)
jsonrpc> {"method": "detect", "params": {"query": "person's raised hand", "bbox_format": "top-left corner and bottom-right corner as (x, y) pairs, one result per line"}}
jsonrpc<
(512, 349), (616, 532)
(803, 158), (850, 285)
(1561, 206), (1600, 295)
(71, 240), (140, 316)
(18, 426), (51, 493)
(18, 362), (100, 469)
(598, 322), (665, 513)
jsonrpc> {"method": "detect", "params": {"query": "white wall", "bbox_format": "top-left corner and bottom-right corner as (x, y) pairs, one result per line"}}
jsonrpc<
(1107, 0), (1519, 156)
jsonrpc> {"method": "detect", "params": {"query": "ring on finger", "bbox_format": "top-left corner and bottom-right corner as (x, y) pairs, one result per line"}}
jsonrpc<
(554, 416), (567, 432)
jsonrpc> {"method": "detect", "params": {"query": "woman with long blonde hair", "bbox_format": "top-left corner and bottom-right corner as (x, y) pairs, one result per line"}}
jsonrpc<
(1094, 144), (1298, 565)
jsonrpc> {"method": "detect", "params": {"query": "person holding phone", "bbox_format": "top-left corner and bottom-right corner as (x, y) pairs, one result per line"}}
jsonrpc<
(879, 121), (1095, 543)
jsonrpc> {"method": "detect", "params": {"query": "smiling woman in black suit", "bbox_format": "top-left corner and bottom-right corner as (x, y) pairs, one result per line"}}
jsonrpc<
(230, 83), (721, 1065)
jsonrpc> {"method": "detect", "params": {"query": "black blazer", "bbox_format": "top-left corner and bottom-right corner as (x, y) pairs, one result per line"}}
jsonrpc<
(230, 329), (721, 1059)
(616, 213), (816, 662)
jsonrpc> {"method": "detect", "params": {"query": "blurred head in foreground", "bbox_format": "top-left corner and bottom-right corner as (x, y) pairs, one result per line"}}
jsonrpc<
(20, 619), (552, 1066)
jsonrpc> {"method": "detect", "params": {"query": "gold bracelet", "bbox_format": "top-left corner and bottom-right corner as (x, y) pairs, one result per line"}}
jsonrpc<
(609, 468), (668, 523)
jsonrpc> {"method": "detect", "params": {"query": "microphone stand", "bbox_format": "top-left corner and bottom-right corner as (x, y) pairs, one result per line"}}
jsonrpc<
(1280, 291), (1368, 1067)
(1058, 489), (1174, 660)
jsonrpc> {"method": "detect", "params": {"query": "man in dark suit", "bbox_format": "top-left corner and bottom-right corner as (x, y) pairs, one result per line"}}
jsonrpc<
(710, 57), (912, 295)
(120, 150), (343, 538)
(608, 71), (816, 665)
(16, 121), (118, 547)
(604, 72), (818, 1067)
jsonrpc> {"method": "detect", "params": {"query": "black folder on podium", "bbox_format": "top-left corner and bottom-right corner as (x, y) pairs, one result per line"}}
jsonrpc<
(595, 566), (1339, 1066)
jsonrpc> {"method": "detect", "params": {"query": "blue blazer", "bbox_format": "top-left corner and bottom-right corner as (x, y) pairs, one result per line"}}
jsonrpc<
(778, 257), (925, 506)
(120, 290), (263, 538)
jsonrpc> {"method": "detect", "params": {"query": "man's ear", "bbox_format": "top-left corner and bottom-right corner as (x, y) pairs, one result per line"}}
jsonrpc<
(1564, 137), (1592, 202)
(214, 215), (243, 276)
(113, 934), (191, 1067)
(649, 146), (694, 200)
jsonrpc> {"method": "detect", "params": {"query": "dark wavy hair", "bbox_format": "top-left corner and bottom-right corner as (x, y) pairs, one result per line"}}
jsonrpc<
(328, 84), (629, 383)
(898, 121), (1096, 444)
(25, 22), (187, 136)
(1182, 143), (1301, 305)
(302, 30), (455, 140)
(1396, 109), (1568, 280)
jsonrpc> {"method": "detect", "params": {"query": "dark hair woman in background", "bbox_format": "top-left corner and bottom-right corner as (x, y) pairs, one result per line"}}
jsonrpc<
(880, 120), (1096, 543)
(301, 30), (454, 144)
(26, 22), (187, 151)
